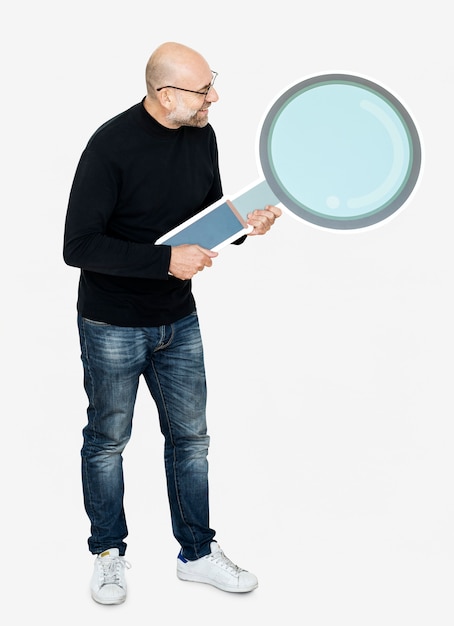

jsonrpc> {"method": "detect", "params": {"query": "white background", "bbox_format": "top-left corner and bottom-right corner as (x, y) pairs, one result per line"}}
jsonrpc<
(2, 1), (453, 624)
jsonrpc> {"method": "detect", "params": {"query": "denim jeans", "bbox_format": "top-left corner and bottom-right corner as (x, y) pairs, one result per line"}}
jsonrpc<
(77, 312), (215, 559)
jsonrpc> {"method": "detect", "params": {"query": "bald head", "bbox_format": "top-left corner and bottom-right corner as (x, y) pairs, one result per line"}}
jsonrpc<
(145, 42), (211, 97)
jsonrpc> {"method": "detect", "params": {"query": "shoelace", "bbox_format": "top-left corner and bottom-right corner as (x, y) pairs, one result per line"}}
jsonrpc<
(207, 548), (244, 575)
(98, 556), (131, 586)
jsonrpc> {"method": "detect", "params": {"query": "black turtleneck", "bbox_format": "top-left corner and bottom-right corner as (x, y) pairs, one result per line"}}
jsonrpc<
(63, 99), (223, 326)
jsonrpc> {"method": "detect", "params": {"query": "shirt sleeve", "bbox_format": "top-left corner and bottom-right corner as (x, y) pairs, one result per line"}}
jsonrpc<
(63, 147), (171, 280)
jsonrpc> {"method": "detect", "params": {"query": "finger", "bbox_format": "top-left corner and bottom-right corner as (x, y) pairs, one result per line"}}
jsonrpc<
(248, 208), (276, 225)
(255, 214), (272, 231)
(265, 205), (282, 218)
(196, 245), (219, 258)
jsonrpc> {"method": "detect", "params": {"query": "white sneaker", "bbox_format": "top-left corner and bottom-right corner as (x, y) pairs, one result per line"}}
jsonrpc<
(90, 548), (131, 605)
(177, 542), (258, 593)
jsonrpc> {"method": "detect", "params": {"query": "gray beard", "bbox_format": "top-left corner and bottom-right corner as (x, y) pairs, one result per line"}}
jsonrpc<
(166, 97), (208, 128)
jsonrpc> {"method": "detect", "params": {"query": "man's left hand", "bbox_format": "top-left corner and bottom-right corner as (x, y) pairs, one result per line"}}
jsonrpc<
(247, 205), (282, 236)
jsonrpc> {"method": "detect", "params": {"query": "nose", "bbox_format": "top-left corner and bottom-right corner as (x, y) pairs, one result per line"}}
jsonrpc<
(206, 86), (219, 103)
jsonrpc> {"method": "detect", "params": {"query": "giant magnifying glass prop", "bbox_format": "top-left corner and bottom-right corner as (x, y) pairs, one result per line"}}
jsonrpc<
(230, 73), (422, 230)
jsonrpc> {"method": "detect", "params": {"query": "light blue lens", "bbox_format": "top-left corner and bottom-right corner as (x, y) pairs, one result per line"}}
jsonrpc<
(260, 75), (421, 229)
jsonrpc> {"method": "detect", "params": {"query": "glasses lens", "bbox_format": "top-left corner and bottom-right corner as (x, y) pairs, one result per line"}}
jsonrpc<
(205, 71), (217, 95)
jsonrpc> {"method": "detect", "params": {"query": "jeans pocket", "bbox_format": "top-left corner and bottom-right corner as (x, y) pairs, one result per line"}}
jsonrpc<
(83, 317), (111, 327)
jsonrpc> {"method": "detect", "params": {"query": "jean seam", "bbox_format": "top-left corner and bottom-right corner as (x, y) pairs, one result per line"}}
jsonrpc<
(79, 317), (99, 548)
(154, 323), (175, 352)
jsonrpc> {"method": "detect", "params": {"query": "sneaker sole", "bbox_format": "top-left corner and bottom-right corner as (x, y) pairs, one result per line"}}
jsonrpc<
(91, 591), (127, 605)
(177, 570), (258, 593)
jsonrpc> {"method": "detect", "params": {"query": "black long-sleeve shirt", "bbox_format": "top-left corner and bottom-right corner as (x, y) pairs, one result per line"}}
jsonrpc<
(63, 99), (223, 326)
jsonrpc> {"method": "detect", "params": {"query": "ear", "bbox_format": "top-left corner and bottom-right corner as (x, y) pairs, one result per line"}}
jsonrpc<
(156, 88), (174, 111)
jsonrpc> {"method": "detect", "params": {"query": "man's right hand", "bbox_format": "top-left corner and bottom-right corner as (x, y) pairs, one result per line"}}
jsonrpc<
(168, 244), (218, 280)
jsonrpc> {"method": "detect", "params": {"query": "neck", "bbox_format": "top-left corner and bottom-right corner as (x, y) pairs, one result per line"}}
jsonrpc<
(143, 95), (180, 129)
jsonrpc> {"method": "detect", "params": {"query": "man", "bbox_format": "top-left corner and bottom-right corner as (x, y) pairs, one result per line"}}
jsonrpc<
(63, 41), (281, 605)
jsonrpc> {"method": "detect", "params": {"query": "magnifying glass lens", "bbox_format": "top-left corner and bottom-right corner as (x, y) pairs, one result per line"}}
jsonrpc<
(260, 75), (421, 229)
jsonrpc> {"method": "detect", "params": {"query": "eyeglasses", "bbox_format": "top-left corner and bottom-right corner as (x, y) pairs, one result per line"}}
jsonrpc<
(156, 71), (218, 97)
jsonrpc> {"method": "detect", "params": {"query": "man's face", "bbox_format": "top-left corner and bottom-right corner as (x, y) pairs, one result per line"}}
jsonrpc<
(163, 67), (219, 128)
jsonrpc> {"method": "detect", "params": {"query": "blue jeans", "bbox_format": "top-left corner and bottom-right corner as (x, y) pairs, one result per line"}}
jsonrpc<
(77, 312), (215, 559)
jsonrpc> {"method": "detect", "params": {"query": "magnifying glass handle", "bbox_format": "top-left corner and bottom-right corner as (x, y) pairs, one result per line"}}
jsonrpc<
(229, 178), (281, 219)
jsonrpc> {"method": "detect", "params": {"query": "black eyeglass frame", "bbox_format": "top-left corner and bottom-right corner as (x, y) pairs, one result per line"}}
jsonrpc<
(156, 71), (218, 97)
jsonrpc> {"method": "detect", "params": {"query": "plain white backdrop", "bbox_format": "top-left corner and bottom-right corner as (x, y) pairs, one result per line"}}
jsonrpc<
(2, 1), (453, 624)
